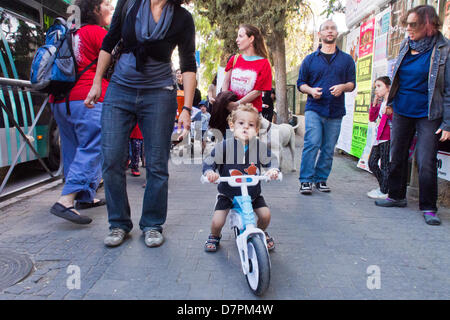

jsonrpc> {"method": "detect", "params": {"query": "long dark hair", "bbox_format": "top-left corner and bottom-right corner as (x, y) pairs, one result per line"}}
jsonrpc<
(239, 24), (269, 59)
(401, 5), (442, 37)
(375, 76), (391, 87)
(74, 0), (104, 25)
(209, 91), (239, 136)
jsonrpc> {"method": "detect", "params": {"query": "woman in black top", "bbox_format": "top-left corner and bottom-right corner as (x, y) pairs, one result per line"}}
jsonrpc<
(84, 0), (196, 248)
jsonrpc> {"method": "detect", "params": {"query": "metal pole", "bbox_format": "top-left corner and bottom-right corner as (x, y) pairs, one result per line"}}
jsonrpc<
(0, 99), (54, 174)
(0, 96), (54, 194)
(0, 77), (63, 200)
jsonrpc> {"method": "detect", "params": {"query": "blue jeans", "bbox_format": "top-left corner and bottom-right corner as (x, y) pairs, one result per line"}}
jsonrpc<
(101, 81), (177, 233)
(299, 110), (342, 183)
(52, 100), (102, 203)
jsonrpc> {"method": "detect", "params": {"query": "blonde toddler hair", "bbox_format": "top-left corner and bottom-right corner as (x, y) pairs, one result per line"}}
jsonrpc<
(227, 103), (261, 130)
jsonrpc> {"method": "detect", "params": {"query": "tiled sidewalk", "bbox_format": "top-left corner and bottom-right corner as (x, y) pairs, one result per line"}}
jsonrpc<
(0, 140), (449, 300)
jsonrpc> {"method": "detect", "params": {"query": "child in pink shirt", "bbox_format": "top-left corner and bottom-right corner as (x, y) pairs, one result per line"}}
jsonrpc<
(367, 76), (392, 199)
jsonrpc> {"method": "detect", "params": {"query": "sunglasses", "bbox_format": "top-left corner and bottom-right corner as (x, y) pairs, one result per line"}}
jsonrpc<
(406, 22), (418, 28)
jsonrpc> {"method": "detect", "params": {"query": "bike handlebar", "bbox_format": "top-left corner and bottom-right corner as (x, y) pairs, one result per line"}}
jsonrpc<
(201, 173), (283, 186)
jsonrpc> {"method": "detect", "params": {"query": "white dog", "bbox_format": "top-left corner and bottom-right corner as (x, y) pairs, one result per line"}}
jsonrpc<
(259, 115), (300, 172)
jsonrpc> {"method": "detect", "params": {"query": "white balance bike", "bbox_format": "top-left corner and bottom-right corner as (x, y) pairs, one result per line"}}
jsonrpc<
(201, 173), (282, 296)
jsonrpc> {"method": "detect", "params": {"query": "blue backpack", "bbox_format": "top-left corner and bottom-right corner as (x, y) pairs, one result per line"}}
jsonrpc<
(30, 18), (97, 115)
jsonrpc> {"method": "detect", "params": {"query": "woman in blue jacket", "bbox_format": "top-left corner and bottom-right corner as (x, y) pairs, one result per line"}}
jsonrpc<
(375, 5), (450, 226)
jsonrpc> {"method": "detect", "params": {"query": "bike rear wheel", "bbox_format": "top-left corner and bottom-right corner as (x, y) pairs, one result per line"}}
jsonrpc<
(245, 236), (270, 296)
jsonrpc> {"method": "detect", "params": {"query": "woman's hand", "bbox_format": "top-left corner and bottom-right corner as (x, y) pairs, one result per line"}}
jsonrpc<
(84, 83), (102, 108)
(177, 109), (191, 141)
(436, 128), (450, 142)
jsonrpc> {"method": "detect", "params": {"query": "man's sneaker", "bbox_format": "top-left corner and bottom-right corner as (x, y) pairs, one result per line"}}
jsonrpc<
(374, 197), (407, 207)
(299, 182), (313, 195)
(367, 188), (388, 199)
(104, 228), (128, 247)
(423, 211), (441, 226)
(144, 229), (164, 247)
(315, 182), (331, 192)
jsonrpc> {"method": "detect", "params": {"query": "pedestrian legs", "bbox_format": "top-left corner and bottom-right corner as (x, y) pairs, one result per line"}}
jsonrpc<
(314, 116), (342, 183)
(299, 110), (323, 183)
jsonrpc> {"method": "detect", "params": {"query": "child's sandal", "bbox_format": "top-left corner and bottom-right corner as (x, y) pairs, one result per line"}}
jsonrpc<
(204, 234), (221, 252)
(265, 231), (275, 251)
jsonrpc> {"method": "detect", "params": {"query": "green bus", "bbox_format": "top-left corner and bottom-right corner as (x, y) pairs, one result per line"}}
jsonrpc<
(0, 0), (70, 183)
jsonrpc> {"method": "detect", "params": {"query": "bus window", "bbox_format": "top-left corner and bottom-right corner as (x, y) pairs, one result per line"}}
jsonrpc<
(0, 11), (45, 80)
(0, 0), (41, 26)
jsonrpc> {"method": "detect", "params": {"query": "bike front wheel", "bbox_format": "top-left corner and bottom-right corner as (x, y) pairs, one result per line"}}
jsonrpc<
(245, 236), (271, 296)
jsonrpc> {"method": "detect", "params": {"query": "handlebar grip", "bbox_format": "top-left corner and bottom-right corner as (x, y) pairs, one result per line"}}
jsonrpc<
(278, 172), (283, 182)
(200, 175), (209, 184)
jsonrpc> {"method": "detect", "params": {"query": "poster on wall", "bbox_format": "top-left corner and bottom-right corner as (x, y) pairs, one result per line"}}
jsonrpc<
(375, 7), (391, 38)
(337, 27), (360, 154)
(346, 0), (391, 29)
(444, 1), (450, 39)
(356, 8), (390, 171)
(438, 151), (450, 181)
(359, 19), (375, 57)
(374, 8), (390, 64)
(388, 0), (408, 60)
(351, 53), (373, 159)
(372, 62), (388, 82)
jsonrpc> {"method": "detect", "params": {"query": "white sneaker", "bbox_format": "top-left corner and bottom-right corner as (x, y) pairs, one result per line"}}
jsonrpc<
(367, 188), (388, 199)
(144, 229), (164, 247)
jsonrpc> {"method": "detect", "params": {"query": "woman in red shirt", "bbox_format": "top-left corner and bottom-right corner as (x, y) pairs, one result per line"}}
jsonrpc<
(50, 0), (113, 225)
(221, 24), (272, 112)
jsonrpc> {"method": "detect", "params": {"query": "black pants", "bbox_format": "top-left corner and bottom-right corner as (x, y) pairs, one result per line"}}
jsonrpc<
(368, 141), (390, 194)
(388, 113), (441, 211)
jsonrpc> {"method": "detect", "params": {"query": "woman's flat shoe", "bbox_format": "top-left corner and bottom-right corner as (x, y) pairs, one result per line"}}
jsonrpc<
(75, 199), (106, 210)
(50, 203), (92, 224)
(423, 212), (441, 226)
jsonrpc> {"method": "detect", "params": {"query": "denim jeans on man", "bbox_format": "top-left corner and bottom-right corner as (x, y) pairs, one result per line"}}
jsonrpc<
(299, 110), (342, 183)
(101, 81), (177, 233)
(388, 113), (441, 211)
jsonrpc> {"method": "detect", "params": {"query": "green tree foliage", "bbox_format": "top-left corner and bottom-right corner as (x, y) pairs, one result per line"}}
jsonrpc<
(321, 0), (345, 18)
(285, 6), (314, 73)
(196, 0), (306, 59)
(193, 7), (223, 96)
(195, 0), (308, 123)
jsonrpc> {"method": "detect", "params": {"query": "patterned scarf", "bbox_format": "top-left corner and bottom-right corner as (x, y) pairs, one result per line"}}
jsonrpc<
(408, 34), (437, 53)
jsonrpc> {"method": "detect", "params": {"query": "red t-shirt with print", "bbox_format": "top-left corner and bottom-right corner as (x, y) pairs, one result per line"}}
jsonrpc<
(50, 25), (109, 103)
(225, 55), (272, 112)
